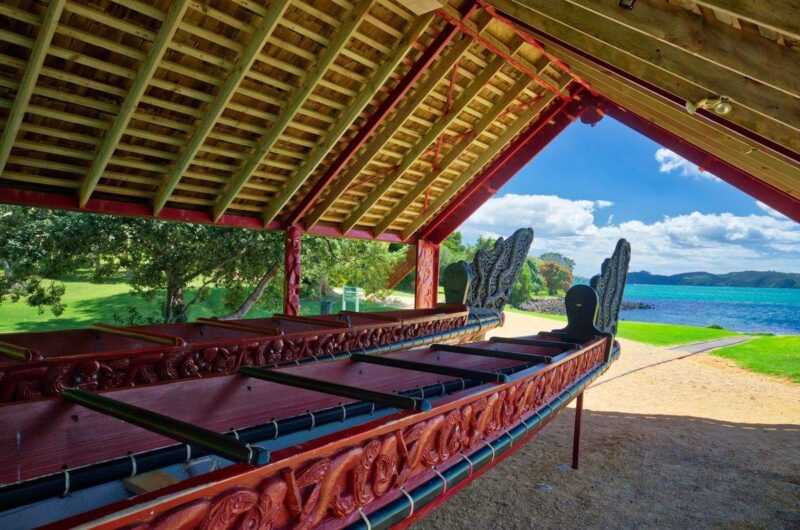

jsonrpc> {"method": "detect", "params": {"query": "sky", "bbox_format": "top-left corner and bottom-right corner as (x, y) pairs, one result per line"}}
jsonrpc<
(457, 117), (800, 277)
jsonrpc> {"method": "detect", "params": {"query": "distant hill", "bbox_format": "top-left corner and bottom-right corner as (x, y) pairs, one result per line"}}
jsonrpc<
(628, 270), (800, 289)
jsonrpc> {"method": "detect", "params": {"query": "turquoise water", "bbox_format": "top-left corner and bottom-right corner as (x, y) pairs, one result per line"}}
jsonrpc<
(621, 284), (800, 335)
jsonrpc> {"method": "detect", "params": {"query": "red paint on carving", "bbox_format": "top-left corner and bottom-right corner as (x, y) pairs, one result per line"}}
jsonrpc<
(415, 241), (440, 309)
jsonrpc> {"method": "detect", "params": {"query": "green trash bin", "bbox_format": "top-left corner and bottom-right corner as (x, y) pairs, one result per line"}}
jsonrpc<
(320, 300), (333, 314)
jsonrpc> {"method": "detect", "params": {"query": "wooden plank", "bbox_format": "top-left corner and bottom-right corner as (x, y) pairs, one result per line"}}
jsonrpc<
(79, 0), (190, 207)
(213, 0), (375, 222)
(340, 52), (512, 234)
(0, 0), (66, 176)
(303, 29), (483, 230)
(488, 0), (800, 149)
(151, 0), (290, 214)
(260, 12), (434, 225)
(692, 0), (800, 41)
(401, 77), (572, 239)
(374, 74), (532, 235)
(558, 0), (799, 99)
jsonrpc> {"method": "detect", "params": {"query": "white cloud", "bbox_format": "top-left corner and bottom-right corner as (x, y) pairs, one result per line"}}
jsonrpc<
(755, 200), (788, 219)
(460, 194), (800, 277)
(655, 148), (721, 182)
(595, 200), (614, 209)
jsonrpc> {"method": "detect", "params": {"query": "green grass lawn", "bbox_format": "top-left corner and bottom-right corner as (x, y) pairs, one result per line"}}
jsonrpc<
(0, 279), (403, 333)
(712, 336), (800, 383)
(507, 307), (739, 346)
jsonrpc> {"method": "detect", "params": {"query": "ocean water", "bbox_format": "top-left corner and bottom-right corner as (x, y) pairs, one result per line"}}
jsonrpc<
(620, 284), (800, 335)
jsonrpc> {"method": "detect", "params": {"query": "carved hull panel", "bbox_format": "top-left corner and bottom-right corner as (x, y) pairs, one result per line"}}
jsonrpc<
(38, 336), (614, 530)
(0, 307), (481, 404)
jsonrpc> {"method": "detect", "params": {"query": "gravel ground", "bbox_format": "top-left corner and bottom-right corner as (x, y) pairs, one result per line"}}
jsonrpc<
(414, 312), (800, 530)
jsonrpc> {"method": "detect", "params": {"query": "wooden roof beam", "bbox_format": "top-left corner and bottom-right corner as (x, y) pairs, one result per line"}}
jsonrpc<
(339, 52), (514, 234)
(0, 0), (65, 177)
(79, 0), (190, 207)
(283, 13), (465, 228)
(487, 0), (800, 148)
(261, 12), (435, 226)
(212, 0), (374, 222)
(692, 0), (800, 41)
(403, 78), (574, 240)
(553, 0), (799, 99)
(373, 73), (532, 236)
(419, 87), (584, 243)
(302, 16), (490, 230)
(151, 0), (290, 215)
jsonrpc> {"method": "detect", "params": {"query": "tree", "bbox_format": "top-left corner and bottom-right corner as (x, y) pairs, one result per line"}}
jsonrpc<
(540, 260), (573, 295)
(509, 263), (536, 307)
(539, 252), (575, 272)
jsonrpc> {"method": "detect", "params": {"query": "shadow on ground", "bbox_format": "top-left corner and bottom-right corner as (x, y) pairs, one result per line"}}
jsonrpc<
(414, 408), (800, 529)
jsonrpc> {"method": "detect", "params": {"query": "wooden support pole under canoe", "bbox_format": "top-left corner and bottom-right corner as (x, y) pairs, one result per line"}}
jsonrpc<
(79, 0), (190, 208)
(0, 0), (65, 177)
(283, 226), (302, 316)
(283, 12), (460, 228)
(212, 0), (374, 222)
(572, 391), (584, 469)
(415, 240), (439, 309)
(150, 0), (290, 215)
(266, 12), (435, 227)
(418, 85), (583, 243)
(338, 52), (513, 234)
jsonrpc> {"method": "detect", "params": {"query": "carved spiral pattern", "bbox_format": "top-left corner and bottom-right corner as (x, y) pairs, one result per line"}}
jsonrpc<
(123, 343), (606, 530)
(0, 315), (470, 403)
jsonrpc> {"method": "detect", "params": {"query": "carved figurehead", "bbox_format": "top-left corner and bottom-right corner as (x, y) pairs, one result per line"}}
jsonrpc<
(442, 228), (534, 318)
(590, 238), (632, 336)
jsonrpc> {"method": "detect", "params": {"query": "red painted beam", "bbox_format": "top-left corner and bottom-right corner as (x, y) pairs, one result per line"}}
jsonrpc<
(421, 93), (586, 243)
(0, 188), (412, 243)
(283, 226), (302, 315)
(415, 240), (440, 309)
(283, 5), (476, 229)
(601, 98), (800, 224)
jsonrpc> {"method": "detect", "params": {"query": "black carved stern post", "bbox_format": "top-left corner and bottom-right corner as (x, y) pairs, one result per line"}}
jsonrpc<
(442, 228), (535, 333)
(590, 238), (632, 336)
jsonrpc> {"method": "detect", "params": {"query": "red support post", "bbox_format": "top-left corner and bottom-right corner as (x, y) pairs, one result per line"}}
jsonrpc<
(283, 226), (302, 316)
(414, 240), (440, 309)
(421, 92), (586, 243)
(284, 6), (475, 229)
(600, 99), (800, 224)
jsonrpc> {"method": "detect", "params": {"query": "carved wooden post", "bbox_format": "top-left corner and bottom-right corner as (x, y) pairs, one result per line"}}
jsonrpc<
(283, 226), (302, 316)
(415, 240), (439, 309)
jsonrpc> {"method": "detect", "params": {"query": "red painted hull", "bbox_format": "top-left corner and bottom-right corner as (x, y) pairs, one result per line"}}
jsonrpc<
(13, 333), (616, 529)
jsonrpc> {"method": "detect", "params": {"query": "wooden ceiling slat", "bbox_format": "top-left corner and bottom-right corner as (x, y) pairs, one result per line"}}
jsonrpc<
(340, 52), (512, 233)
(302, 31), (482, 230)
(0, 0), (66, 176)
(212, 0), (375, 221)
(151, 0), (292, 214)
(401, 78), (570, 239)
(374, 74), (533, 236)
(692, 0), (800, 41)
(259, 12), (434, 225)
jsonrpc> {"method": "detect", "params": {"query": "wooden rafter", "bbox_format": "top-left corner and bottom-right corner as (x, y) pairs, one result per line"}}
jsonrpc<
(488, 0), (800, 150)
(0, 0), (65, 176)
(558, 0), (798, 99)
(212, 0), (374, 222)
(261, 12), (435, 226)
(302, 24), (488, 230)
(692, 0), (800, 41)
(373, 74), (532, 236)
(79, 0), (190, 207)
(402, 75), (572, 239)
(151, 0), (290, 214)
(339, 51), (514, 234)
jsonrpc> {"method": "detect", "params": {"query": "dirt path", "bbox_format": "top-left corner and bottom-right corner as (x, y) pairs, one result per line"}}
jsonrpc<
(415, 312), (800, 529)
